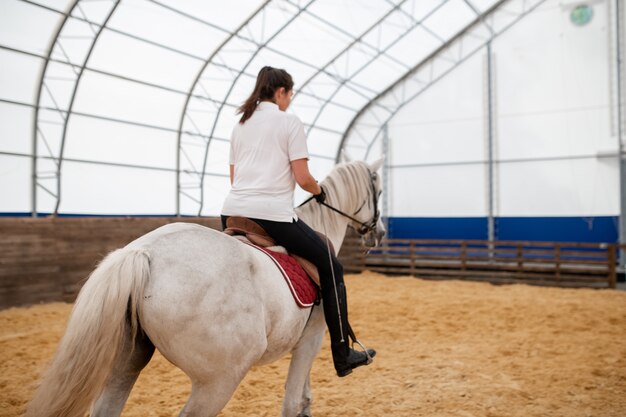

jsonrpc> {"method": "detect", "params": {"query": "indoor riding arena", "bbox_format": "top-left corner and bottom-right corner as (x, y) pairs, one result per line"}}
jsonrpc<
(1, 1), (625, 417)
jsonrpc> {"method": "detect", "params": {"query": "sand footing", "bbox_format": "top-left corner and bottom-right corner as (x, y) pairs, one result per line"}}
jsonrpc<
(1, 272), (625, 416)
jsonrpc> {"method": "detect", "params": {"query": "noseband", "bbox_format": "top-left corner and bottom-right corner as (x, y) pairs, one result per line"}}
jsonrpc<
(300, 169), (380, 236)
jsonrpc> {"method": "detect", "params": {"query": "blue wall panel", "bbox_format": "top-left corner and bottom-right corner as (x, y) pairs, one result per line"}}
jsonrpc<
(387, 217), (488, 240)
(387, 216), (618, 243)
(496, 216), (618, 243)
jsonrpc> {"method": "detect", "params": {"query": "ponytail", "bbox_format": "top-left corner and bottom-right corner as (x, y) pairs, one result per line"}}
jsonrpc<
(237, 66), (294, 124)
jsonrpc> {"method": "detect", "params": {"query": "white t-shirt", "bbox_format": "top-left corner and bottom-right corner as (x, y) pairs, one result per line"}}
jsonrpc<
(221, 101), (309, 222)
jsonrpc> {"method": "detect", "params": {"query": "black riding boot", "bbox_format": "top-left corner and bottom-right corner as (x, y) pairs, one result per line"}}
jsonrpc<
(322, 281), (376, 377)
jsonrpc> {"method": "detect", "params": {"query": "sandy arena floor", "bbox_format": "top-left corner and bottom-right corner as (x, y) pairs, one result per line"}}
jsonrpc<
(1, 272), (625, 417)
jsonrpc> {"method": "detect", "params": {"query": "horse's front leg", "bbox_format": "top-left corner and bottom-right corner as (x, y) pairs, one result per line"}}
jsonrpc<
(282, 306), (326, 417)
(299, 373), (313, 417)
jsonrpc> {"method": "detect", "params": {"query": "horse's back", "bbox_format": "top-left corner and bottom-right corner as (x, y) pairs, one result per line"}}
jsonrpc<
(127, 222), (249, 285)
(125, 222), (220, 250)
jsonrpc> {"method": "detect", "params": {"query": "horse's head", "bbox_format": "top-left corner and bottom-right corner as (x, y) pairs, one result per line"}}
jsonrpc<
(299, 157), (386, 249)
(352, 158), (385, 248)
(326, 158), (386, 248)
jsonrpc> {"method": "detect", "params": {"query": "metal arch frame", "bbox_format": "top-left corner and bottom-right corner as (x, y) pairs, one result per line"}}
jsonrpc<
(22, 0), (264, 216)
(336, 0), (547, 163)
(149, 0), (380, 101)
(156, 0), (386, 214)
(335, 0), (546, 245)
(173, 0), (456, 203)
(185, 0), (318, 216)
(3, 149), (229, 178)
(291, 0), (409, 123)
(175, 1), (271, 216)
(386, 0), (448, 44)
(20, 2), (349, 113)
(364, 0), (546, 158)
(285, 0), (413, 76)
(23, 0), (358, 216)
(32, 0), (120, 216)
(15, 0), (545, 218)
(53, 1), (121, 215)
(15, 3), (245, 109)
(197, 0), (317, 215)
(461, 0), (495, 35)
(298, 0), (451, 140)
(31, 0), (79, 217)
(302, 7), (413, 73)
(25, 0), (460, 217)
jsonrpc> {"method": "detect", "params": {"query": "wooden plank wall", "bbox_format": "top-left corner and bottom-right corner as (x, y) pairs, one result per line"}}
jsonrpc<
(340, 236), (619, 289)
(2, 217), (617, 309)
(0, 217), (221, 308)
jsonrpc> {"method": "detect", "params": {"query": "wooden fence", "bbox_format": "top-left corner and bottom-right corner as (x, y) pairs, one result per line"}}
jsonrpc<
(0, 217), (221, 308)
(339, 237), (622, 289)
(1, 218), (621, 309)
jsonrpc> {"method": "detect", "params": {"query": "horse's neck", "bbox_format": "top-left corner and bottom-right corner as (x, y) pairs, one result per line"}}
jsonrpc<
(296, 203), (351, 254)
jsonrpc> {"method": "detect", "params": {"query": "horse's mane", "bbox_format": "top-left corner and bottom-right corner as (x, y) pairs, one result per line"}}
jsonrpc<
(296, 161), (374, 241)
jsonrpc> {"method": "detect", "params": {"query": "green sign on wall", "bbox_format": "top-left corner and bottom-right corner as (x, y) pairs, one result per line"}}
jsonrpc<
(570, 4), (593, 26)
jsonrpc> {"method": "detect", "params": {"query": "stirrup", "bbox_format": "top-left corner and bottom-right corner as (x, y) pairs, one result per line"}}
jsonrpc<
(347, 323), (374, 365)
(352, 339), (374, 365)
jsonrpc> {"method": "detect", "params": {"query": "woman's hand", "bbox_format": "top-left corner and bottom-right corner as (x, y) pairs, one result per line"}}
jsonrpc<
(314, 186), (326, 203)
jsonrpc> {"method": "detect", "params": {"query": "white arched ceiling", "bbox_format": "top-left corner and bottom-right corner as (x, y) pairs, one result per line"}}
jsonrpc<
(0, 0), (552, 216)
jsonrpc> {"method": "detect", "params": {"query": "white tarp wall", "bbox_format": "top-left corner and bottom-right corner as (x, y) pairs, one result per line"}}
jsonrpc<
(355, 0), (623, 241)
(495, 0), (617, 218)
(388, 51), (486, 218)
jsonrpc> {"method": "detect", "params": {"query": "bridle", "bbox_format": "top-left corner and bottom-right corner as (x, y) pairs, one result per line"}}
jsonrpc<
(300, 168), (380, 236)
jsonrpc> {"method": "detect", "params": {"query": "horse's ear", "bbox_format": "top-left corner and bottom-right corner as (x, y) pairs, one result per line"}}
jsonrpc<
(340, 150), (352, 163)
(369, 157), (384, 172)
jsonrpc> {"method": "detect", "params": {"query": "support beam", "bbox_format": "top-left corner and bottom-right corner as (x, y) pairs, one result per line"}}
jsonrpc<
(196, 0), (317, 216)
(175, 1), (270, 216)
(382, 124), (390, 232)
(616, 0), (626, 270)
(486, 41), (495, 242)
(31, 0), (79, 217)
(53, 1), (121, 215)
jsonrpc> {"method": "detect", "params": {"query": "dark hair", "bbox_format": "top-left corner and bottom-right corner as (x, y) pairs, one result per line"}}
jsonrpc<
(237, 66), (294, 124)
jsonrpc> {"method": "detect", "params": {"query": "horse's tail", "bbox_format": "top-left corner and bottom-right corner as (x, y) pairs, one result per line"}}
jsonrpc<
(25, 247), (151, 417)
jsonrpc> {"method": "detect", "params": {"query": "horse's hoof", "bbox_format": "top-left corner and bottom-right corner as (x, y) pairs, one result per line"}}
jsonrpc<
(296, 414), (312, 417)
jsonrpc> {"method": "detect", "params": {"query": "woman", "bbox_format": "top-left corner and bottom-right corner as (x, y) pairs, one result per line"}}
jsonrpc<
(221, 66), (375, 377)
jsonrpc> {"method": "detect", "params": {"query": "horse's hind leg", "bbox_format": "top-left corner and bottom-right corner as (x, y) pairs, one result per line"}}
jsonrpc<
(91, 328), (155, 417)
(178, 373), (249, 417)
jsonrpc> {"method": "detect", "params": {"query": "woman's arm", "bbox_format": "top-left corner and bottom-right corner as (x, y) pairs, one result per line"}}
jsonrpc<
(291, 158), (321, 195)
(230, 164), (234, 185)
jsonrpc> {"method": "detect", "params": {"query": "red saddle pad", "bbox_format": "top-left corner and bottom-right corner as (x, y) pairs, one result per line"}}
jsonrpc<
(242, 242), (319, 308)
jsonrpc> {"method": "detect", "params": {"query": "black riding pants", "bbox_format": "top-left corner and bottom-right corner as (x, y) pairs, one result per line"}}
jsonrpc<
(221, 215), (349, 345)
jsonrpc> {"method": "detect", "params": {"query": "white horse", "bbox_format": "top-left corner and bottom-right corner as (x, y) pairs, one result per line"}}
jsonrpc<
(25, 159), (384, 417)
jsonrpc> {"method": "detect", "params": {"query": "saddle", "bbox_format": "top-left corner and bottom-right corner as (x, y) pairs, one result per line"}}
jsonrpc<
(224, 216), (335, 288)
